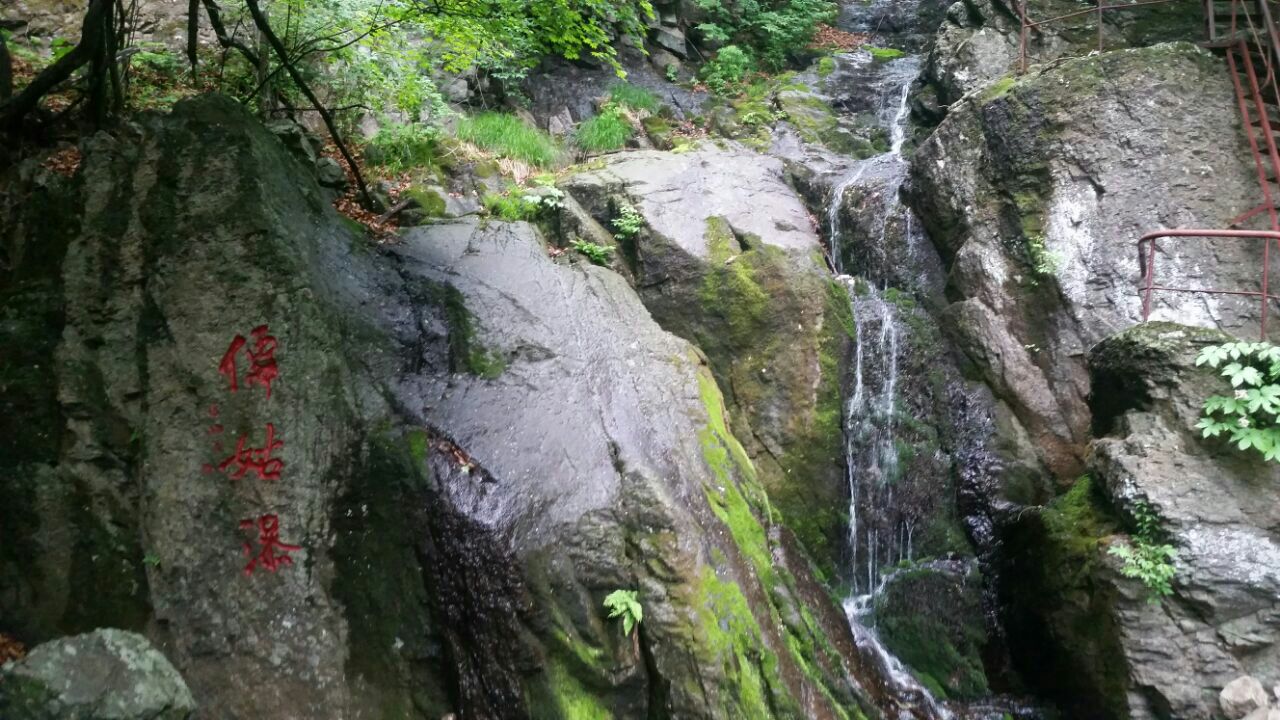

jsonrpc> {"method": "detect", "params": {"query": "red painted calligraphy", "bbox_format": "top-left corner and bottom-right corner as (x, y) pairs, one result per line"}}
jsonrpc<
(239, 514), (301, 575)
(218, 423), (285, 481)
(218, 325), (279, 398)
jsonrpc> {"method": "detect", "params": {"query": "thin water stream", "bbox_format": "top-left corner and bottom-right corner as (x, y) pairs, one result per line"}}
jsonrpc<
(819, 31), (957, 719)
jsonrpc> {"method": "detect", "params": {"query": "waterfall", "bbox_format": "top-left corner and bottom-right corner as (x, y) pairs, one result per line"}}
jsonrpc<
(816, 40), (958, 720)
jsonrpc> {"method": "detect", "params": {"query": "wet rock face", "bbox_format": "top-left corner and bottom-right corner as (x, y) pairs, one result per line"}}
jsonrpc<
(0, 96), (882, 719)
(1085, 323), (1280, 720)
(871, 561), (988, 701)
(560, 147), (855, 578)
(917, 0), (1205, 123)
(911, 43), (1265, 477)
(0, 629), (196, 719)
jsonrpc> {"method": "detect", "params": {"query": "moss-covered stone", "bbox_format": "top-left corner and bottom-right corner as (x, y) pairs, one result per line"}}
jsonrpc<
(696, 369), (869, 720)
(428, 281), (509, 378)
(329, 430), (451, 719)
(403, 186), (448, 218)
(873, 564), (988, 700)
(0, 674), (60, 719)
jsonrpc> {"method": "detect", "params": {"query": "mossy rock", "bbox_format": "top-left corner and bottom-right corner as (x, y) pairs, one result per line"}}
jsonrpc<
(873, 564), (989, 700)
(403, 186), (448, 218)
(641, 116), (675, 151)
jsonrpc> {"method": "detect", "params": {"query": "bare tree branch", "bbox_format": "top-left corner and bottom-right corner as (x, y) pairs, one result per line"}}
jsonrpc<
(243, 0), (375, 209)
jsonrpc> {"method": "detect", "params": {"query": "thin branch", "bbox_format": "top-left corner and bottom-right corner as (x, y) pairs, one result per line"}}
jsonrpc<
(201, 0), (260, 69)
(243, 0), (374, 208)
(201, 0), (295, 115)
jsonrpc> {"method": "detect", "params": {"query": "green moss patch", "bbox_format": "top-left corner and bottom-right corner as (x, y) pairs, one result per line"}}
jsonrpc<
(428, 282), (509, 378)
(873, 565), (989, 699)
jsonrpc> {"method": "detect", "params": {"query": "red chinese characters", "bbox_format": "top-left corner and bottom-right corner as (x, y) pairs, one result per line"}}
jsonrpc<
(207, 324), (304, 576)
(239, 514), (301, 575)
(218, 325), (279, 399)
(218, 423), (285, 481)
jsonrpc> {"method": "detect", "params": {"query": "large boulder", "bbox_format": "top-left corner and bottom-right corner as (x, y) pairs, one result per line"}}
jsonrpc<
(561, 146), (854, 578)
(917, 0), (1205, 122)
(0, 629), (195, 719)
(1087, 323), (1280, 719)
(1003, 322), (1280, 719)
(910, 43), (1265, 478)
(0, 95), (908, 719)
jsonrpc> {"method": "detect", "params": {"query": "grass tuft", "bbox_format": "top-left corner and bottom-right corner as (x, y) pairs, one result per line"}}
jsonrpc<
(365, 121), (439, 173)
(575, 111), (633, 153)
(609, 83), (661, 113)
(456, 112), (560, 168)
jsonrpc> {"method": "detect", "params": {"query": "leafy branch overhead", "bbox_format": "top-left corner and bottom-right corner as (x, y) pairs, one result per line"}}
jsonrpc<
(1196, 341), (1280, 461)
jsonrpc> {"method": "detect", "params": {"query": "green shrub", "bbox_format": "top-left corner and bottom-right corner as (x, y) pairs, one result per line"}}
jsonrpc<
(611, 204), (645, 239)
(695, 0), (836, 69)
(482, 192), (541, 221)
(702, 45), (753, 94)
(816, 55), (836, 77)
(365, 121), (439, 172)
(1107, 500), (1178, 603)
(456, 112), (560, 167)
(482, 184), (564, 221)
(575, 110), (633, 152)
(609, 83), (661, 113)
(1196, 341), (1280, 461)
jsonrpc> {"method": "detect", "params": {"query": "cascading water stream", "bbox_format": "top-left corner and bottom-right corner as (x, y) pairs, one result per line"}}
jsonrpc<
(817, 39), (955, 719)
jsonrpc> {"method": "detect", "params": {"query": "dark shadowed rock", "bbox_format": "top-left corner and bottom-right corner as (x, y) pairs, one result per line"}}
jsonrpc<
(1084, 323), (1280, 719)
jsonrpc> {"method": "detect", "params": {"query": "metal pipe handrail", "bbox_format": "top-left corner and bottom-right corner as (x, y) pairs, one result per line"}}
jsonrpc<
(1138, 229), (1280, 338)
(1018, 0), (1201, 73)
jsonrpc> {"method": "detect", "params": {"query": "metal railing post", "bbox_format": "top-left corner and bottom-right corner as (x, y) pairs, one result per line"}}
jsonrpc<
(1020, 0), (1029, 74)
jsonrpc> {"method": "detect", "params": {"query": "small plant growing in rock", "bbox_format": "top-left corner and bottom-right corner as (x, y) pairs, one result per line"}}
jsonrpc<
(603, 589), (643, 636)
(612, 204), (645, 239)
(571, 239), (615, 266)
(1108, 499), (1177, 603)
(1195, 341), (1280, 461)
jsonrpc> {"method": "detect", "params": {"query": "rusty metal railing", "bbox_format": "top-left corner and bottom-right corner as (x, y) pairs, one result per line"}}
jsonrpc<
(1017, 0), (1194, 73)
(1138, 229), (1280, 338)
(1013, 0), (1280, 337)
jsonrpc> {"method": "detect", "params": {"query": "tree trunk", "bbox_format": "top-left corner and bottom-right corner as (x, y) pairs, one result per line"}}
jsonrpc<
(0, 0), (110, 131)
(187, 0), (200, 73)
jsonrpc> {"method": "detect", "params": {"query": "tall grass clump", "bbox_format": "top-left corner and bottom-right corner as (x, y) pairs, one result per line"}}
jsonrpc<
(609, 83), (661, 113)
(365, 121), (439, 172)
(575, 111), (633, 153)
(456, 112), (560, 167)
